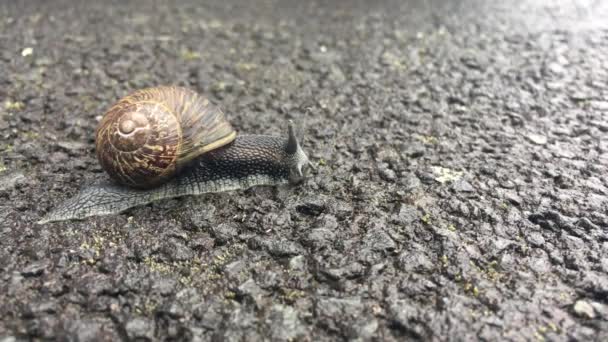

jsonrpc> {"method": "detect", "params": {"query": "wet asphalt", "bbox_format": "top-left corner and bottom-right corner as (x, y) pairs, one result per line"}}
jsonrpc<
(1, 0), (608, 340)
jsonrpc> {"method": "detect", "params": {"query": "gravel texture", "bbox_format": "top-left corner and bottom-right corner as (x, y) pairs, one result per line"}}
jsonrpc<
(1, 0), (608, 340)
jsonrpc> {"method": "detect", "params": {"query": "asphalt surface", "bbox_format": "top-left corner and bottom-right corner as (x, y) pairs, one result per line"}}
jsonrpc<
(1, 0), (608, 340)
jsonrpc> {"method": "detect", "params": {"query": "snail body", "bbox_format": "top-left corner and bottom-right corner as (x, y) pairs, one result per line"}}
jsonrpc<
(39, 86), (311, 223)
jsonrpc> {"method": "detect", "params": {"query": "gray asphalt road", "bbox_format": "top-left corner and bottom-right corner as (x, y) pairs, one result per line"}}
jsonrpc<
(1, 0), (607, 340)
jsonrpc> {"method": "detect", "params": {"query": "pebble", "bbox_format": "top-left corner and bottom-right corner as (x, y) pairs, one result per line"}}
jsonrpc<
(21, 261), (48, 277)
(391, 204), (418, 225)
(288, 255), (306, 271)
(55, 141), (88, 154)
(296, 196), (327, 216)
(162, 238), (194, 261)
(267, 239), (304, 257)
(527, 133), (548, 145)
(305, 228), (335, 249)
(573, 300), (596, 319)
(0, 171), (26, 191)
(125, 318), (155, 340)
(210, 223), (238, 244)
(396, 249), (433, 272)
(267, 304), (306, 341)
(452, 179), (475, 193)
(526, 232), (545, 247)
(363, 227), (396, 252)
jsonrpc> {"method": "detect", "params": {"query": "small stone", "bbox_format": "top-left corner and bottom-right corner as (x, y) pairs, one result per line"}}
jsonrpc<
(21, 47), (33, 57)
(314, 214), (338, 230)
(236, 278), (264, 302)
(504, 192), (522, 206)
(125, 318), (155, 340)
(570, 92), (589, 101)
(378, 166), (396, 182)
(391, 204), (418, 225)
(527, 232), (545, 247)
(304, 228), (335, 249)
(161, 238), (194, 261)
(224, 261), (246, 282)
(573, 300), (596, 319)
(21, 261), (48, 277)
(55, 141), (88, 154)
(296, 196), (327, 216)
(189, 204), (217, 229)
(363, 227), (396, 252)
(396, 249), (433, 272)
(388, 299), (431, 339)
(151, 278), (177, 296)
(0, 171), (26, 192)
(431, 167), (463, 184)
(451, 179), (475, 193)
(77, 273), (114, 296)
(322, 263), (364, 280)
(315, 297), (364, 321)
(288, 255), (306, 271)
(189, 234), (215, 250)
(547, 62), (565, 74)
(210, 223), (238, 244)
(23, 300), (57, 318)
(591, 101), (608, 111)
(527, 133), (547, 145)
(578, 218), (599, 231)
(267, 239), (304, 257)
(267, 304), (306, 341)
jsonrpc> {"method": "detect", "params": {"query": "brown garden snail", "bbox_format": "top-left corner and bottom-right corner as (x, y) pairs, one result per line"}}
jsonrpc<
(39, 86), (311, 223)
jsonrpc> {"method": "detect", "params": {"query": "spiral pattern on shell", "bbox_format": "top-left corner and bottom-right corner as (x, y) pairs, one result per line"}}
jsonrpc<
(95, 86), (236, 189)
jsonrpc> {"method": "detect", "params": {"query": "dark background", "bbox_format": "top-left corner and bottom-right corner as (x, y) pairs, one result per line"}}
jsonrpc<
(1, 0), (607, 340)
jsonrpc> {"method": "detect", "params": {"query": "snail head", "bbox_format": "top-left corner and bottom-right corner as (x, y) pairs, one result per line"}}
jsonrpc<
(285, 120), (313, 184)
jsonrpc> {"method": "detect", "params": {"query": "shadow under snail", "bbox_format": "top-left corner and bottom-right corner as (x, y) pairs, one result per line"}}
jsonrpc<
(39, 86), (312, 224)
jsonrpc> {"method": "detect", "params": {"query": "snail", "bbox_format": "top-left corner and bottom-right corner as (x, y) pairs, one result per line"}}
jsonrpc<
(38, 86), (312, 224)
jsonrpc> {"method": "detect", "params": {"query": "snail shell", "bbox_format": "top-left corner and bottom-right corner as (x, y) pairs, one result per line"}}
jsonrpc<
(95, 86), (237, 189)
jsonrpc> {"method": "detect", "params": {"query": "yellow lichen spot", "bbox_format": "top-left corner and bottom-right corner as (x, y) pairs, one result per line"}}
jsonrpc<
(236, 62), (257, 71)
(181, 50), (201, 60)
(472, 286), (479, 297)
(447, 224), (456, 232)
(225, 291), (236, 299)
(4, 100), (25, 111)
(381, 51), (407, 70)
(464, 282), (472, 292)
(548, 322), (558, 333)
(23, 131), (39, 140)
(144, 256), (171, 274)
(212, 81), (227, 92)
(533, 332), (545, 342)
(421, 213), (431, 225)
(0, 163), (6, 173)
(318, 159), (327, 166)
(431, 166), (463, 184)
(209, 19), (222, 29)
(282, 289), (305, 302)
(441, 255), (448, 267)
(417, 135), (439, 145)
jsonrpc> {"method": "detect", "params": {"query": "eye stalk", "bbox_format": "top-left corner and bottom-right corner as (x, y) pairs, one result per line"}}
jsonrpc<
(285, 120), (313, 184)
